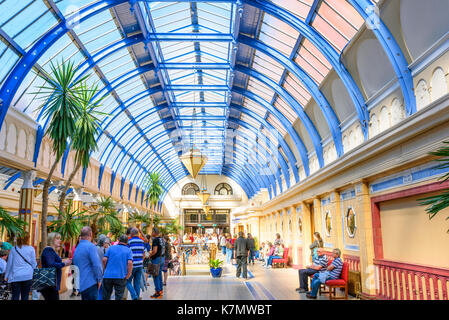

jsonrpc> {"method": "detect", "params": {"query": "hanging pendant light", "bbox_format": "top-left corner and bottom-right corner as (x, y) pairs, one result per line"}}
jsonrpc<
(197, 191), (210, 205)
(180, 107), (208, 178)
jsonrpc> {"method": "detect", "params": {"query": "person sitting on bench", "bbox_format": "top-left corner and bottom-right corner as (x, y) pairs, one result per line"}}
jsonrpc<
(307, 248), (343, 299)
(296, 247), (328, 293)
(265, 243), (284, 268)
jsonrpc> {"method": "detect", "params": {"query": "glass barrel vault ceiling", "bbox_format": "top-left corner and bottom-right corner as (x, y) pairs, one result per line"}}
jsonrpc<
(0, 0), (384, 200)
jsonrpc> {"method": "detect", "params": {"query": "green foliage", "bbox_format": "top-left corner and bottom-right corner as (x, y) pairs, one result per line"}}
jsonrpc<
(104, 223), (126, 242)
(209, 258), (224, 269)
(87, 196), (122, 237)
(71, 81), (109, 169)
(0, 206), (27, 238)
(128, 211), (152, 227)
(33, 59), (87, 159)
(164, 217), (183, 234)
(144, 172), (163, 207)
(50, 201), (85, 243)
(419, 141), (449, 233)
(152, 214), (161, 228)
(253, 236), (259, 250)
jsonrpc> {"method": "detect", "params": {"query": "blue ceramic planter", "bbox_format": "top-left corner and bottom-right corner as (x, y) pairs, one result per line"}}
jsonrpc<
(210, 267), (223, 278)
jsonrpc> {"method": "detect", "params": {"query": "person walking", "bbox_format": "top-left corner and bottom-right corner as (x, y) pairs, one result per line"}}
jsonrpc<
(225, 234), (233, 265)
(126, 228), (145, 300)
(247, 233), (256, 265)
(96, 235), (110, 300)
(102, 235), (133, 300)
(4, 234), (36, 300)
(234, 232), (250, 280)
(162, 235), (172, 286)
(72, 227), (103, 300)
(40, 232), (72, 300)
(148, 227), (164, 299)
(219, 233), (226, 256)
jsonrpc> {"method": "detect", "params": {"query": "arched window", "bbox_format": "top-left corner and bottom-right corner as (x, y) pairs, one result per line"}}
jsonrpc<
(214, 183), (233, 195)
(182, 183), (199, 195)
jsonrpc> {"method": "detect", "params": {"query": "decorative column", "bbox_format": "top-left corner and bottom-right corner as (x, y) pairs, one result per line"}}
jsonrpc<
(19, 170), (36, 245)
(331, 190), (345, 251)
(72, 188), (83, 214)
(301, 201), (312, 266)
(356, 181), (377, 299)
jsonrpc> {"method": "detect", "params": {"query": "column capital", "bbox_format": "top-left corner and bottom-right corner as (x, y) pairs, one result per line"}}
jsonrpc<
(21, 170), (36, 189)
(73, 187), (84, 202)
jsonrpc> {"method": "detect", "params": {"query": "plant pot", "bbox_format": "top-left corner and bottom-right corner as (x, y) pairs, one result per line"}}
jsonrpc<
(210, 267), (223, 278)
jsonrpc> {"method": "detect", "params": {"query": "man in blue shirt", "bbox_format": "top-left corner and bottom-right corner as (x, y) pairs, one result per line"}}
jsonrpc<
(127, 228), (145, 300)
(102, 235), (133, 300)
(73, 226), (103, 300)
(307, 248), (344, 299)
(296, 247), (329, 293)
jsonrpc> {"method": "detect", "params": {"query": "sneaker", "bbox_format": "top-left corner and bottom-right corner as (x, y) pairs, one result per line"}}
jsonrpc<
(306, 293), (317, 299)
(267, 265), (272, 268)
(297, 288), (307, 293)
(150, 292), (161, 299)
(158, 290), (163, 296)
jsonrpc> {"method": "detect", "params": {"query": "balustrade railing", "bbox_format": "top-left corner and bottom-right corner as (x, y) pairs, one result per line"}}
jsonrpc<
(343, 254), (361, 272)
(374, 259), (449, 300)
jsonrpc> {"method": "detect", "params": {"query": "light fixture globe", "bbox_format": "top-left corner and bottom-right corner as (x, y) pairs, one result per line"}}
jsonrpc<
(180, 147), (208, 179)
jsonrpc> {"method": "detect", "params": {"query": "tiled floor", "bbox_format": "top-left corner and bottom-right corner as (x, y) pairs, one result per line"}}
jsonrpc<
(57, 257), (355, 300)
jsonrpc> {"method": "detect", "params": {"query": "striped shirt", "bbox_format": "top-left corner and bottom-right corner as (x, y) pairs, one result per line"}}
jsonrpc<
(328, 257), (343, 279)
(128, 236), (145, 268)
(313, 254), (329, 271)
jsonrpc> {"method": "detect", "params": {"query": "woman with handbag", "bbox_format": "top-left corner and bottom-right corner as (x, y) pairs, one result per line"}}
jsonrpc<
(4, 234), (36, 300)
(40, 232), (72, 300)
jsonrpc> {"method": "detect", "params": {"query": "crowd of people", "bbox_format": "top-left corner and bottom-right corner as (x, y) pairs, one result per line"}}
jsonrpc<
(0, 227), (180, 300)
(0, 229), (345, 300)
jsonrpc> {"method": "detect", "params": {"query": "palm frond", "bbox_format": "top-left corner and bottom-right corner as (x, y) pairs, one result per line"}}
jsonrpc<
(0, 206), (27, 238)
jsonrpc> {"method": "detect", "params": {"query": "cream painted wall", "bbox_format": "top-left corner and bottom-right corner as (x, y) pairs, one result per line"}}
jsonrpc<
(380, 193), (449, 268)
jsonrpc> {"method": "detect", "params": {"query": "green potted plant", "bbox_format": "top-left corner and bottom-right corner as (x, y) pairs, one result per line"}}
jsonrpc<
(209, 258), (224, 278)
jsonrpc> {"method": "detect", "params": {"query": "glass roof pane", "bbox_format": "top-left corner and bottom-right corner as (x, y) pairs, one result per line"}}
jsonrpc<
(273, 0), (314, 21)
(258, 14), (299, 57)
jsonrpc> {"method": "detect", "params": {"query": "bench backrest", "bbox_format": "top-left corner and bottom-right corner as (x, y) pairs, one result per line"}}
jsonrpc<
(341, 262), (349, 281)
(283, 247), (289, 259)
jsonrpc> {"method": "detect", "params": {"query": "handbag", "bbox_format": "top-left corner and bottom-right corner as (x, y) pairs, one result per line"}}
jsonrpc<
(14, 246), (56, 291)
(147, 260), (160, 277)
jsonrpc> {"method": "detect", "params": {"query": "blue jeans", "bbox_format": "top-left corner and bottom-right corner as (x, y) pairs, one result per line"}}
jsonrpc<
(226, 247), (232, 264)
(310, 273), (326, 297)
(248, 249), (255, 264)
(267, 255), (282, 266)
(81, 284), (98, 300)
(222, 246), (226, 255)
(152, 257), (164, 292)
(127, 266), (143, 300)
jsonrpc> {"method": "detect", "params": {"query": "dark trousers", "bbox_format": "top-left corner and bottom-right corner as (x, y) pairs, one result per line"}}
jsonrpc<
(299, 268), (318, 291)
(40, 286), (59, 300)
(236, 255), (248, 279)
(248, 249), (255, 264)
(102, 278), (127, 300)
(10, 280), (32, 300)
(80, 284), (98, 300)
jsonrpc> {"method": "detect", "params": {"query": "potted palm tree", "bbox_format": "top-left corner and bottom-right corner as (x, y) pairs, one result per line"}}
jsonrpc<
(87, 196), (121, 238)
(0, 205), (27, 239)
(209, 258), (224, 278)
(33, 59), (87, 252)
(58, 81), (107, 214)
(419, 141), (449, 232)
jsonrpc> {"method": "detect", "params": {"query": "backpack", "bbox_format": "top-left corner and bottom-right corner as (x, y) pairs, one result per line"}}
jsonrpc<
(159, 238), (166, 257)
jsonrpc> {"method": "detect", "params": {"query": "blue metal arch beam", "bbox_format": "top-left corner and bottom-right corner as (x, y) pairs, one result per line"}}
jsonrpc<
(243, 0), (369, 138)
(232, 86), (310, 176)
(348, 0), (416, 115)
(236, 38), (343, 160)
